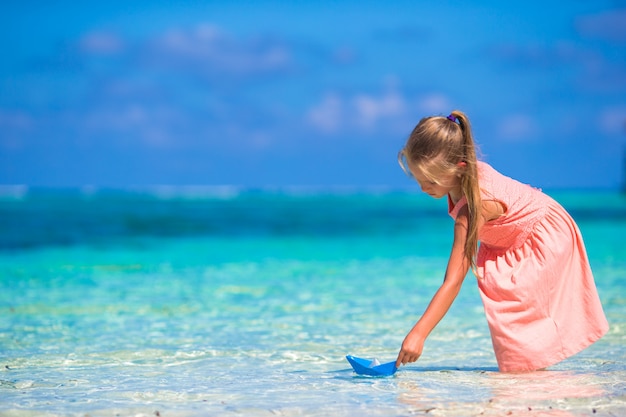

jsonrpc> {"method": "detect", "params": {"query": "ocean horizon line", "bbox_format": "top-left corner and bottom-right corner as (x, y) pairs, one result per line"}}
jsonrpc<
(0, 183), (624, 199)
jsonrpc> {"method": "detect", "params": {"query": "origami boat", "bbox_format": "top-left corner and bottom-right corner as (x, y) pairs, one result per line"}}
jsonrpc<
(345, 355), (397, 376)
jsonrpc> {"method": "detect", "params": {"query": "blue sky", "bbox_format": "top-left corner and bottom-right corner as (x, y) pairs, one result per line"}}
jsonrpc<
(1, 1), (625, 189)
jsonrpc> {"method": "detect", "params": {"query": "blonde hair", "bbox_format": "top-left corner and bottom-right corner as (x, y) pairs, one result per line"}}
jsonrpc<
(398, 110), (481, 270)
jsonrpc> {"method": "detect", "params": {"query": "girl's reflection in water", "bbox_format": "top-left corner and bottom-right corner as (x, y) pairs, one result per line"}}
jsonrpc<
(397, 367), (606, 416)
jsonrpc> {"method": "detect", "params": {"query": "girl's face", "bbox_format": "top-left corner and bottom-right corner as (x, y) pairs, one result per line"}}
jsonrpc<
(407, 162), (461, 199)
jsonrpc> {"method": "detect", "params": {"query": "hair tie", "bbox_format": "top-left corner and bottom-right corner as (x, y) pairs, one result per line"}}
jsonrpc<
(446, 114), (457, 123)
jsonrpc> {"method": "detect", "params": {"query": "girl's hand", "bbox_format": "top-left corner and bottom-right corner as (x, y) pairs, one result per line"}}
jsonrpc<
(395, 329), (426, 368)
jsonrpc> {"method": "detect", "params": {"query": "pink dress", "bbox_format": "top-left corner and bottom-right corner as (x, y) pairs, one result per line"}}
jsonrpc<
(448, 162), (609, 372)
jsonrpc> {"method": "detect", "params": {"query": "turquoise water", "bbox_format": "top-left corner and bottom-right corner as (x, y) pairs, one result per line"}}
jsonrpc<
(1, 188), (625, 416)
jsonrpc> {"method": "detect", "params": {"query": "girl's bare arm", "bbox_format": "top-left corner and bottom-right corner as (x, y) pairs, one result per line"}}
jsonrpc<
(395, 205), (472, 367)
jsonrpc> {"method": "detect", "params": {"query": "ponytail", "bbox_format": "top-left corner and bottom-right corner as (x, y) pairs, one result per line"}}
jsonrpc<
(449, 110), (481, 272)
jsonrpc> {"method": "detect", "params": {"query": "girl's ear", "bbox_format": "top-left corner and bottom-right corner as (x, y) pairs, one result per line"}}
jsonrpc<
(456, 161), (467, 177)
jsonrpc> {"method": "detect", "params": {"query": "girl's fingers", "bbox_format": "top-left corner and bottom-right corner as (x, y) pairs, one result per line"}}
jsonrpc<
(396, 351), (420, 367)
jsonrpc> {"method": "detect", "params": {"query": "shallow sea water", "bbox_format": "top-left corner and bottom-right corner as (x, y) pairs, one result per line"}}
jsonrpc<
(0, 189), (624, 416)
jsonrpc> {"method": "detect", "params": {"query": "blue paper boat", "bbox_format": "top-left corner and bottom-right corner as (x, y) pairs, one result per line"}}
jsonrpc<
(346, 355), (397, 376)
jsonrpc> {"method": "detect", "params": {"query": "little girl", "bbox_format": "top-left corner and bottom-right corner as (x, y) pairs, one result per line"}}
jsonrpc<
(395, 110), (609, 372)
